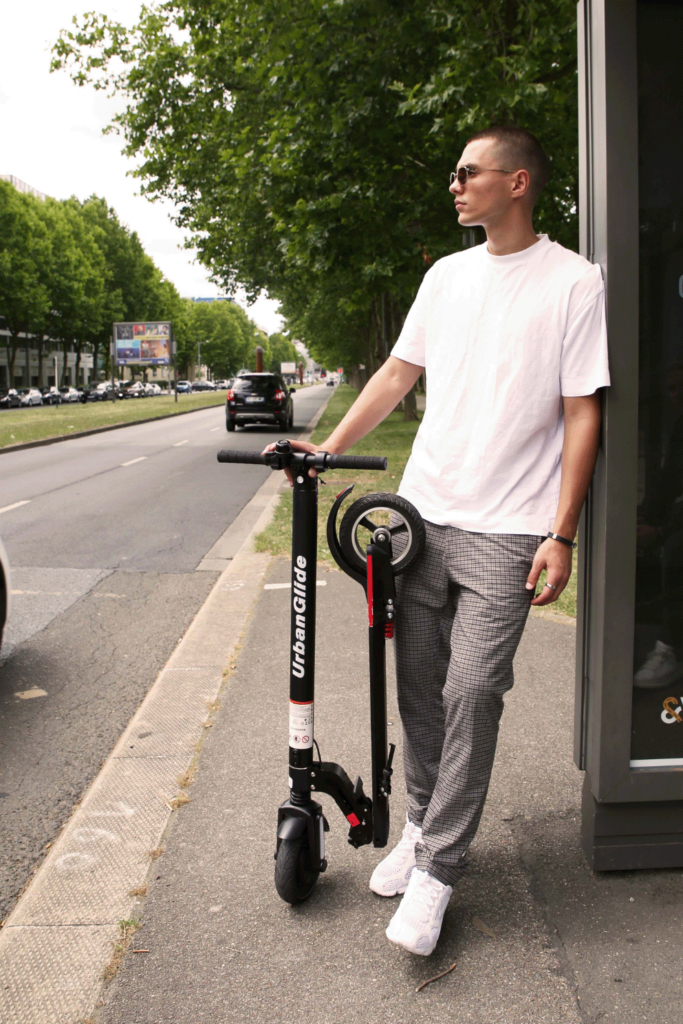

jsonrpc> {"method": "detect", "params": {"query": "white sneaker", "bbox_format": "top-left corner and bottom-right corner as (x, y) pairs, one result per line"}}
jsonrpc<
(385, 868), (453, 956)
(369, 820), (422, 896)
(634, 640), (683, 688)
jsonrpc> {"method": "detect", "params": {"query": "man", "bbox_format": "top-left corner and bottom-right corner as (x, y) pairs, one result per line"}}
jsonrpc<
(267, 125), (609, 956)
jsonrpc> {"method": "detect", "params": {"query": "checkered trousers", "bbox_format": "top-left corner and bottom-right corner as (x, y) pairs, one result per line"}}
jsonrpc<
(393, 522), (543, 887)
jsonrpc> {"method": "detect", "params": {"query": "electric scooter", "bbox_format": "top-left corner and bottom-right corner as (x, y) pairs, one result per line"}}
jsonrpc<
(217, 440), (424, 904)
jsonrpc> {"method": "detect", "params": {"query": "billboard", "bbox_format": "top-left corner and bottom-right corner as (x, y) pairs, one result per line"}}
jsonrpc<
(114, 322), (171, 366)
(280, 362), (297, 373)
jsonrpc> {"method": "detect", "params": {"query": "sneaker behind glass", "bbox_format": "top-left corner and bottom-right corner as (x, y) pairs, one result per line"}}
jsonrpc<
(369, 820), (422, 896)
(634, 640), (683, 688)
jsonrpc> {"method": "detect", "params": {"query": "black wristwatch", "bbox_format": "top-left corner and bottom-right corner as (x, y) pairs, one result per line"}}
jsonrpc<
(547, 531), (577, 549)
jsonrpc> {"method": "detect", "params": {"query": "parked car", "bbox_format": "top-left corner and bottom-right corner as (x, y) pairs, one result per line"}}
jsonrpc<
(0, 534), (10, 653)
(0, 389), (22, 409)
(94, 381), (124, 400)
(18, 387), (43, 407)
(214, 380), (231, 390)
(192, 379), (216, 391)
(326, 377), (336, 386)
(146, 382), (162, 395)
(59, 386), (81, 403)
(225, 372), (294, 432)
(176, 380), (192, 394)
(122, 382), (146, 399)
(40, 386), (62, 405)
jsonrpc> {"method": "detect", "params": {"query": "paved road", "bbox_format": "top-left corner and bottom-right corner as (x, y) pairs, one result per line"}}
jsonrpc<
(0, 385), (330, 921)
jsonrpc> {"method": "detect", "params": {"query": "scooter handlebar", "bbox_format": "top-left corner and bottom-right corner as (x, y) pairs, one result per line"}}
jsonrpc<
(217, 450), (267, 465)
(326, 454), (387, 471)
(216, 448), (387, 471)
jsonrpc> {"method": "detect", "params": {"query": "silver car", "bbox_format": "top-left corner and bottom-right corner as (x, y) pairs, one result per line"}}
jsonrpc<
(18, 387), (43, 407)
(59, 386), (81, 403)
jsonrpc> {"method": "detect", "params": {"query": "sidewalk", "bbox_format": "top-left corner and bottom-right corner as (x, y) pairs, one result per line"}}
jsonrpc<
(86, 563), (682, 1024)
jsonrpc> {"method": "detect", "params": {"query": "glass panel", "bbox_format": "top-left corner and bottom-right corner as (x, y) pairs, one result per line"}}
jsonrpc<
(631, 1), (683, 766)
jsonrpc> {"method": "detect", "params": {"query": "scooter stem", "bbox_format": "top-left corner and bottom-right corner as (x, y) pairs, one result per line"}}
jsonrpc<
(288, 468), (318, 805)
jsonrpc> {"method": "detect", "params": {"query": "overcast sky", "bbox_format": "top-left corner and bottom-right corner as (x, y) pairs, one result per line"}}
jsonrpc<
(0, 1), (284, 335)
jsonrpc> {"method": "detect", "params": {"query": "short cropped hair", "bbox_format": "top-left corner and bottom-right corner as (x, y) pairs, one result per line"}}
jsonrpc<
(465, 125), (551, 204)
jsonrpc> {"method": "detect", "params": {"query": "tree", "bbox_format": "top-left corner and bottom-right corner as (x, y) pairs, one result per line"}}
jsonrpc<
(0, 181), (51, 386)
(36, 199), (107, 386)
(75, 196), (186, 380)
(53, 0), (578, 398)
(267, 332), (299, 375)
(173, 299), (263, 379)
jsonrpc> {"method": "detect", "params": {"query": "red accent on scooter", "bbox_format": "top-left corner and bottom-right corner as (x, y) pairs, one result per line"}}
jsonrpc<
(347, 812), (360, 827)
(384, 623), (394, 639)
(367, 554), (374, 626)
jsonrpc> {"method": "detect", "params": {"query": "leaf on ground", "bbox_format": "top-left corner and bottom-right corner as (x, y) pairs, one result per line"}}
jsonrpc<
(472, 916), (497, 939)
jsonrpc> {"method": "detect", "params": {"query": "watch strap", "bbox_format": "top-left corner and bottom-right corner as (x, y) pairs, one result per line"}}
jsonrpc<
(547, 531), (577, 549)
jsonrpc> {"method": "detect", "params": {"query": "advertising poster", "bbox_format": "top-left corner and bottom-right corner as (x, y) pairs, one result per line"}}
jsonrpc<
(114, 322), (171, 365)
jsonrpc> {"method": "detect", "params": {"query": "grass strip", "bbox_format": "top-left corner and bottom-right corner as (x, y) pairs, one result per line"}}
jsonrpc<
(0, 392), (226, 448)
(254, 384), (577, 618)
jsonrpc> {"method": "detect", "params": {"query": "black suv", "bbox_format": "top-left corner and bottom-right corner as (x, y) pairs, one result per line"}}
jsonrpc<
(226, 373), (294, 432)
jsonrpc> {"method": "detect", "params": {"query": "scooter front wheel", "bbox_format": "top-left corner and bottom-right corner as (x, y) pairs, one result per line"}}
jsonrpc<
(339, 493), (425, 575)
(274, 836), (319, 904)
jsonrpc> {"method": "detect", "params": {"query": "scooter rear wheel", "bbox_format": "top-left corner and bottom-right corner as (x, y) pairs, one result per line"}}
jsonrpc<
(274, 836), (319, 904)
(339, 493), (425, 575)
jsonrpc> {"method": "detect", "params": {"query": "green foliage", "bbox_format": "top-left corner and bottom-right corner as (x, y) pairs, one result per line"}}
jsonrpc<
(0, 181), (189, 383)
(0, 181), (52, 379)
(52, 0), (579, 372)
(174, 298), (263, 378)
(266, 332), (299, 374)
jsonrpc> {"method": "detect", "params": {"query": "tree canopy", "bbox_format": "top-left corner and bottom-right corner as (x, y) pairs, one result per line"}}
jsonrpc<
(0, 183), (262, 386)
(53, 0), (579, 376)
(175, 298), (267, 378)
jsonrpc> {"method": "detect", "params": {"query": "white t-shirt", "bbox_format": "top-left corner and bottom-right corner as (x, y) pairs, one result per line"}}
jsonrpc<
(391, 234), (610, 535)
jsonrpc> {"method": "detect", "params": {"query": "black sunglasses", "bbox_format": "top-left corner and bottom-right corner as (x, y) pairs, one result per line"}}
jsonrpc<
(450, 166), (513, 185)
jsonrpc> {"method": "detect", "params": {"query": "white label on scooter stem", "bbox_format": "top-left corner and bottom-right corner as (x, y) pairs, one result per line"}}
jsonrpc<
(289, 700), (313, 749)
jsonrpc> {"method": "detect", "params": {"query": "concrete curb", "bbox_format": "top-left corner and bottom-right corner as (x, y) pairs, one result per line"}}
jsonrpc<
(0, 387), (335, 1024)
(0, 398), (226, 456)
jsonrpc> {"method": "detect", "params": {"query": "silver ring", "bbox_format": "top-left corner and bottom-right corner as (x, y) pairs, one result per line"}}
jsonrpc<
(544, 582), (557, 590)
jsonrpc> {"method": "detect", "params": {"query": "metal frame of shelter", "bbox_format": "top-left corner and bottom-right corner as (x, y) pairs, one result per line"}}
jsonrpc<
(577, 0), (683, 869)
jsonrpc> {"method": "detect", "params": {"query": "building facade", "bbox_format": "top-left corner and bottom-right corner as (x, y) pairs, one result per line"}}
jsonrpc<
(0, 329), (94, 389)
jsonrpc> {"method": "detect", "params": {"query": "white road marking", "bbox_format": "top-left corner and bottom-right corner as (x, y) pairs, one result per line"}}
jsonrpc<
(0, 499), (31, 515)
(15, 688), (48, 699)
(210, 427), (220, 432)
(173, 440), (189, 446)
(264, 581), (327, 590)
(121, 456), (148, 466)
(11, 590), (78, 596)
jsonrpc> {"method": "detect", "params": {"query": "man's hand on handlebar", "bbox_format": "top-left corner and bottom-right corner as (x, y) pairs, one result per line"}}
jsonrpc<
(262, 439), (331, 485)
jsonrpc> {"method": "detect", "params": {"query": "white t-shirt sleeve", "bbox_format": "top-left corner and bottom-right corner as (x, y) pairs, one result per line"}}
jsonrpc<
(390, 267), (434, 368)
(560, 267), (610, 397)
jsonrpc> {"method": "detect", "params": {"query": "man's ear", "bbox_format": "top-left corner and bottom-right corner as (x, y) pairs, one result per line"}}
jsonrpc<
(510, 169), (531, 200)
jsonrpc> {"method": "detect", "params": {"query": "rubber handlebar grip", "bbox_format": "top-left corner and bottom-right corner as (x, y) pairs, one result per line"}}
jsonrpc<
(216, 450), (268, 465)
(326, 454), (387, 470)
